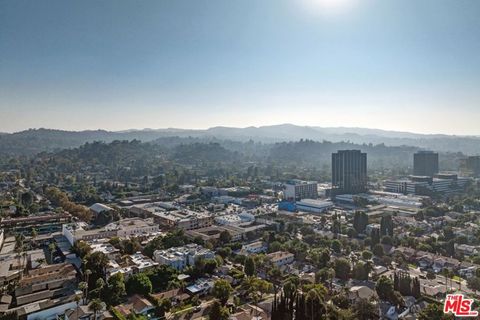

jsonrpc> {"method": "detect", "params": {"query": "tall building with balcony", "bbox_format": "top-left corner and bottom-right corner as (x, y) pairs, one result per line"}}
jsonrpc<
(332, 150), (367, 195)
(413, 151), (439, 177)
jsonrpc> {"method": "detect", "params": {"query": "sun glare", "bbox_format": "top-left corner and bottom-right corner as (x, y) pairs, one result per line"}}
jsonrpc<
(302, 0), (357, 13)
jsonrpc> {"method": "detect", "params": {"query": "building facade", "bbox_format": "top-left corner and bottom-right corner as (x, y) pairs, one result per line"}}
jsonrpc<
(332, 150), (367, 195)
(413, 151), (439, 177)
(153, 244), (215, 271)
(284, 180), (318, 201)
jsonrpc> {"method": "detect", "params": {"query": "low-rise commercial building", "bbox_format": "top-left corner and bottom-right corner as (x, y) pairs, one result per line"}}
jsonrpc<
(296, 199), (333, 213)
(62, 218), (159, 245)
(130, 202), (213, 230)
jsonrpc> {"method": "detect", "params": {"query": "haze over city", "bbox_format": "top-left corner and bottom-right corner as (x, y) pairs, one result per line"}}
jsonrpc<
(2, 0), (480, 134)
(4, 1), (480, 320)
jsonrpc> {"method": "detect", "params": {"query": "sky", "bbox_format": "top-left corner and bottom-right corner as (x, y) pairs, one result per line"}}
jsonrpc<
(1, 0), (480, 135)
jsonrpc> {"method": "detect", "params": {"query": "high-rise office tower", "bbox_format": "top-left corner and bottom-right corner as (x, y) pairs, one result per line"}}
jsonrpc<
(332, 150), (367, 195)
(466, 156), (480, 177)
(413, 151), (439, 177)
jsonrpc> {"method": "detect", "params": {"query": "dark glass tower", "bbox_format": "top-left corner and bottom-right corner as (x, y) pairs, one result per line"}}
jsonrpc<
(332, 150), (367, 195)
(413, 151), (439, 177)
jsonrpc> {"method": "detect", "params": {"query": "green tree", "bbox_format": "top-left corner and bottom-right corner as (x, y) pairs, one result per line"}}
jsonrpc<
(154, 298), (171, 318)
(352, 298), (379, 320)
(418, 303), (454, 320)
(331, 240), (342, 254)
(102, 272), (126, 305)
(244, 256), (256, 277)
(352, 261), (369, 281)
(126, 273), (152, 296)
(353, 211), (368, 233)
(361, 250), (373, 260)
(305, 288), (326, 320)
(219, 230), (232, 244)
(373, 244), (384, 257)
(88, 298), (105, 320)
(212, 279), (233, 305)
(375, 276), (394, 302)
(209, 300), (229, 320)
(334, 258), (351, 281)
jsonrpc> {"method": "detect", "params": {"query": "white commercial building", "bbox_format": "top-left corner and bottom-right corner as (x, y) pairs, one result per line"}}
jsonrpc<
(284, 180), (318, 201)
(62, 218), (159, 246)
(153, 244), (215, 271)
(296, 199), (333, 213)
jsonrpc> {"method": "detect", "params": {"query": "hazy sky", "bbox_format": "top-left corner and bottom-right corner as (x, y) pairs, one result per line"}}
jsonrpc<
(1, 0), (480, 134)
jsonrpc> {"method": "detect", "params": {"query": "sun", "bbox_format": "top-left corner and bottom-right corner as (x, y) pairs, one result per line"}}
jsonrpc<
(302, 0), (357, 12)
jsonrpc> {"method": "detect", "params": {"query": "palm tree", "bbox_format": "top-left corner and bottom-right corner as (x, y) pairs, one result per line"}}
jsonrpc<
(88, 298), (105, 320)
(48, 242), (56, 263)
(85, 269), (92, 283)
(74, 294), (81, 320)
(442, 268), (451, 293)
(14, 234), (25, 265)
(353, 298), (379, 320)
(22, 251), (28, 272)
(84, 269), (92, 302)
(306, 289), (325, 320)
(327, 268), (335, 289)
(79, 281), (88, 304)
(31, 228), (38, 248)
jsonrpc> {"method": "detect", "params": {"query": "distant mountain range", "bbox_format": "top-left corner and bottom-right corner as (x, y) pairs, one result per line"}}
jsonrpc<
(1, 124), (479, 156)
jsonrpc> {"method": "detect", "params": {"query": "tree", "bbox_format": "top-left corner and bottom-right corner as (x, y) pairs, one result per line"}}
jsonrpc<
(154, 298), (171, 318)
(102, 272), (126, 305)
(217, 247), (232, 259)
(74, 295), (81, 320)
(85, 252), (109, 288)
(269, 241), (283, 253)
(371, 229), (381, 248)
(244, 256), (256, 277)
(372, 244), (384, 257)
(48, 242), (56, 262)
(467, 277), (480, 294)
(148, 265), (178, 292)
(310, 249), (330, 269)
(352, 299), (379, 320)
(380, 235), (393, 246)
(212, 279), (233, 305)
(334, 258), (351, 281)
(88, 298), (105, 320)
(362, 250), (373, 260)
(375, 276), (394, 302)
(380, 215), (394, 237)
(412, 277), (421, 298)
(219, 230), (232, 244)
(209, 300), (229, 320)
(305, 289), (326, 320)
(126, 273), (152, 296)
(353, 262), (369, 281)
(418, 303), (454, 320)
(353, 211), (368, 233)
(331, 240), (342, 254)
(241, 277), (273, 316)
(71, 240), (92, 258)
(204, 259), (218, 274)
(30, 228), (38, 246)
(79, 281), (88, 304)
